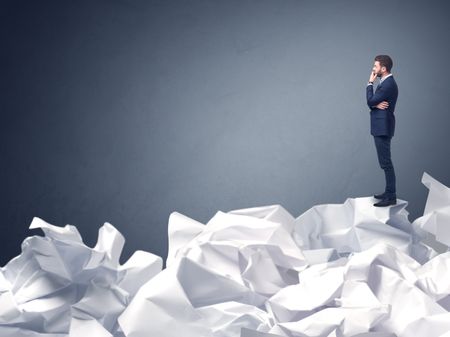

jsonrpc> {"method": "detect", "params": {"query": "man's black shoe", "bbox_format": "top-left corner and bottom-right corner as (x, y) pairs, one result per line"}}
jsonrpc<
(374, 193), (387, 199)
(373, 198), (397, 207)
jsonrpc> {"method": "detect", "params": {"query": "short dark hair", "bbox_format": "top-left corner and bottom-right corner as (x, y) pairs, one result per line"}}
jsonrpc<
(374, 55), (393, 72)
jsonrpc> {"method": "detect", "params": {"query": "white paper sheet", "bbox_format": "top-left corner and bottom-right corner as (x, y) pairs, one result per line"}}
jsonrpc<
(1, 171), (450, 337)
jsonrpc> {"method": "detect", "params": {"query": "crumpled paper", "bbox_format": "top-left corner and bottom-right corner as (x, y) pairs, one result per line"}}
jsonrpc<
(412, 172), (450, 246)
(0, 218), (162, 337)
(1, 171), (450, 337)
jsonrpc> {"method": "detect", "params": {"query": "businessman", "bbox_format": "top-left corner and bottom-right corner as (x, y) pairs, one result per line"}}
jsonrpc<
(366, 55), (398, 207)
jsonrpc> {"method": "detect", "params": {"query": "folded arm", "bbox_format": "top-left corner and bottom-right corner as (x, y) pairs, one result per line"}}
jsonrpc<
(366, 83), (391, 108)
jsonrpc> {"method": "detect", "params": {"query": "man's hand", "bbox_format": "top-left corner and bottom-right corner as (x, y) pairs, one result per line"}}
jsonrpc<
(369, 71), (377, 83)
(375, 101), (389, 110)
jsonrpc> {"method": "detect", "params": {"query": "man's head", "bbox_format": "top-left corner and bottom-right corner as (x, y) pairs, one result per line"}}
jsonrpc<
(372, 55), (393, 78)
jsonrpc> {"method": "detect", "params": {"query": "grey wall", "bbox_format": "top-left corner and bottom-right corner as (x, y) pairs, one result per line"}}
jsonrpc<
(1, 0), (450, 266)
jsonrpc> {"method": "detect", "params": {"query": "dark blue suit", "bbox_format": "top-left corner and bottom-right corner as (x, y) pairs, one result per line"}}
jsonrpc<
(366, 75), (398, 199)
(366, 75), (398, 137)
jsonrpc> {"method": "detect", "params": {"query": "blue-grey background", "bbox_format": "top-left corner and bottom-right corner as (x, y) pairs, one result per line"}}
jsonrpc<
(1, 0), (450, 266)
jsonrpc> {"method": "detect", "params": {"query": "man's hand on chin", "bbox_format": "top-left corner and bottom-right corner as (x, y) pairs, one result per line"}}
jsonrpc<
(369, 71), (378, 83)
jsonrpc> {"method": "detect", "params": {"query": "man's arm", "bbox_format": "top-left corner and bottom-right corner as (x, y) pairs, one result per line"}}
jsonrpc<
(366, 83), (390, 110)
(366, 82), (391, 108)
(367, 83), (375, 109)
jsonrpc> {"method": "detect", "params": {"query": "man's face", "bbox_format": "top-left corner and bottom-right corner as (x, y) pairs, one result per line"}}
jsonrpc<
(372, 61), (385, 77)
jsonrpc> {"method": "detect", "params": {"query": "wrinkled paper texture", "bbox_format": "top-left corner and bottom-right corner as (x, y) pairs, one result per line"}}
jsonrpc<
(1, 171), (450, 337)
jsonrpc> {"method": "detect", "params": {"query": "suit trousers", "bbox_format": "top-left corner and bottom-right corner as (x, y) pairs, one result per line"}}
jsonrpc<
(373, 135), (396, 198)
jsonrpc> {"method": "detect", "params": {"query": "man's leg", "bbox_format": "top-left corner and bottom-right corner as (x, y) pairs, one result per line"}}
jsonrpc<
(373, 135), (396, 199)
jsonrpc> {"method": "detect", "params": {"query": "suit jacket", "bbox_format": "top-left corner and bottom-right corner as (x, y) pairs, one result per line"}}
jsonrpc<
(366, 75), (398, 137)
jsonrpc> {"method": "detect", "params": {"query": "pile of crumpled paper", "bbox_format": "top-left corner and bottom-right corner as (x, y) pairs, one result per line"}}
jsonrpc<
(1, 172), (450, 337)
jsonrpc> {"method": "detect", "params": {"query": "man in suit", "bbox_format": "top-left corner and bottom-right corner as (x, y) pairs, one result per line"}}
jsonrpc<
(366, 54), (398, 207)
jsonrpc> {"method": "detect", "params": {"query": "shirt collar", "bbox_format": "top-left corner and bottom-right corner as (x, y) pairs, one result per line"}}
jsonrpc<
(380, 73), (393, 83)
